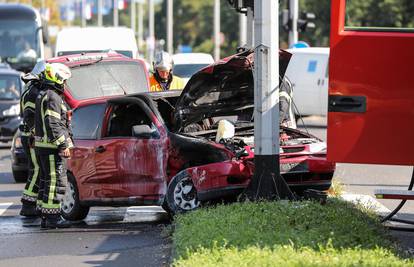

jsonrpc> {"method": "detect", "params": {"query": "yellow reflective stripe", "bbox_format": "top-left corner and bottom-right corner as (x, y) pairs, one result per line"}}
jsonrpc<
(23, 102), (36, 110)
(53, 135), (65, 146)
(42, 203), (60, 209)
(61, 104), (67, 111)
(45, 109), (61, 120)
(21, 132), (31, 136)
(35, 141), (58, 149)
(27, 148), (39, 194)
(48, 154), (56, 205)
(20, 89), (29, 112)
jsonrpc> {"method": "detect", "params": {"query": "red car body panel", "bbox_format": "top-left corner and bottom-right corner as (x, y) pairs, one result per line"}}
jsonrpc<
(328, 0), (414, 165)
(185, 145), (335, 196)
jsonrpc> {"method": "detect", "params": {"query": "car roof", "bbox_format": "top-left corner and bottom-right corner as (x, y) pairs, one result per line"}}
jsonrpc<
(46, 51), (146, 67)
(173, 53), (215, 65)
(287, 47), (330, 55)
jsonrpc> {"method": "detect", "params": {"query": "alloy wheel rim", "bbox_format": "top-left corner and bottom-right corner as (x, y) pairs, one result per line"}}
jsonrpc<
(62, 182), (76, 213)
(173, 177), (200, 211)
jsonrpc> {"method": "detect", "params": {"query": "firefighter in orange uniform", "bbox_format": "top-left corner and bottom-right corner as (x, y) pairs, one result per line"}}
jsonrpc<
(149, 51), (184, 92)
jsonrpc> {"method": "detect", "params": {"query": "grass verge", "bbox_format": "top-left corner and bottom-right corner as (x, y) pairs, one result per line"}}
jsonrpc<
(172, 198), (413, 266)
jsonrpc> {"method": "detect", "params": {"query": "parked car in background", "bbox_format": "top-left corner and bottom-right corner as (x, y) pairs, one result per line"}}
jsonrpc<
(0, 63), (23, 142)
(11, 51), (150, 182)
(285, 47), (329, 118)
(55, 27), (138, 59)
(60, 49), (335, 220)
(172, 53), (214, 85)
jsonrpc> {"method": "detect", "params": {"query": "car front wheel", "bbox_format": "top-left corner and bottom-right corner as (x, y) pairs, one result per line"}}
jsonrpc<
(61, 173), (90, 221)
(166, 171), (200, 215)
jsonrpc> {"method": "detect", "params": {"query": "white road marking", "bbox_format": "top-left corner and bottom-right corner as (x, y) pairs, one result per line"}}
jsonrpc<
(0, 202), (13, 216)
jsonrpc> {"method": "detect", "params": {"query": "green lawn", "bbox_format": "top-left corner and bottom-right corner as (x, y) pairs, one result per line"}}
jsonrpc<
(172, 199), (413, 266)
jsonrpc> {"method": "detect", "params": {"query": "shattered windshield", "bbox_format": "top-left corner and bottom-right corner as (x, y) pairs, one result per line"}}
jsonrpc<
(66, 61), (149, 100)
(0, 19), (39, 60)
(0, 75), (22, 100)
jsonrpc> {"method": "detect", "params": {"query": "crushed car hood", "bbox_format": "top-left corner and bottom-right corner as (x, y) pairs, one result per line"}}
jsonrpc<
(173, 49), (292, 131)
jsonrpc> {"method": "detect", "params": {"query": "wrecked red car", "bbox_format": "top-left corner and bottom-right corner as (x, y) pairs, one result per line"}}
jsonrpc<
(62, 50), (335, 220)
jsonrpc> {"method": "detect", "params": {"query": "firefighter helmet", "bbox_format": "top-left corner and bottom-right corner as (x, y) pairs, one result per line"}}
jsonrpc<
(153, 51), (173, 71)
(44, 63), (72, 85)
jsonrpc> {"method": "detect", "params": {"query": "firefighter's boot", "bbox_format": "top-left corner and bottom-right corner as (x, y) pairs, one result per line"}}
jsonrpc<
(41, 215), (72, 229)
(20, 200), (39, 217)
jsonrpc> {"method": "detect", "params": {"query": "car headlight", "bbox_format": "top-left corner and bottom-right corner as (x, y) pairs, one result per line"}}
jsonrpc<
(13, 135), (22, 149)
(308, 142), (327, 153)
(3, 104), (20, 116)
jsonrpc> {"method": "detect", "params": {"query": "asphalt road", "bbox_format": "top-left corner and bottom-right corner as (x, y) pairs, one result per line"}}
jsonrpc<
(0, 117), (413, 266)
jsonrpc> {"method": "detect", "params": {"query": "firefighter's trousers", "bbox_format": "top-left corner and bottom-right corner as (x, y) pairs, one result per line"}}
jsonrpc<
(21, 135), (40, 205)
(36, 150), (68, 215)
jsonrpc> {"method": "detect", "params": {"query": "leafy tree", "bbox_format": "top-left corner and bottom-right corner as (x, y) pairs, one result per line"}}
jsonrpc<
(155, 0), (239, 57)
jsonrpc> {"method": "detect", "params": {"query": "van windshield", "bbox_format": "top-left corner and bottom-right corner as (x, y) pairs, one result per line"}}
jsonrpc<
(0, 19), (39, 59)
(66, 61), (148, 100)
(173, 64), (210, 78)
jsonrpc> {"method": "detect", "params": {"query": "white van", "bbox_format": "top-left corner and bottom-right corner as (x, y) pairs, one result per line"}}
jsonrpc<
(172, 53), (215, 85)
(285, 47), (329, 117)
(55, 27), (138, 58)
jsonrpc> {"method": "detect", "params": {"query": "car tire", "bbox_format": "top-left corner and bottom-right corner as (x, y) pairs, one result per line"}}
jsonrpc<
(61, 173), (90, 221)
(166, 171), (200, 216)
(12, 170), (27, 183)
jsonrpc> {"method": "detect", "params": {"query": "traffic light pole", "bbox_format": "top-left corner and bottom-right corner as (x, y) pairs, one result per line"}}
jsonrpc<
(288, 0), (298, 47)
(148, 0), (155, 64)
(131, 0), (136, 35)
(246, 7), (254, 48)
(214, 0), (221, 61)
(97, 0), (103, 26)
(239, 12), (247, 47)
(81, 0), (86, 27)
(167, 0), (173, 54)
(244, 0), (281, 200)
(113, 0), (118, 27)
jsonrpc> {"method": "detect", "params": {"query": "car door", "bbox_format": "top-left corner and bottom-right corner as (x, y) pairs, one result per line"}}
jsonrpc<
(328, 0), (414, 165)
(68, 102), (106, 200)
(94, 97), (169, 203)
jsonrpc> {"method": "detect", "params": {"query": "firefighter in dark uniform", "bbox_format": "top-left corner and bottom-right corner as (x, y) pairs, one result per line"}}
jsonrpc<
(19, 61), (46, 217)
(34, 63), (73, 229)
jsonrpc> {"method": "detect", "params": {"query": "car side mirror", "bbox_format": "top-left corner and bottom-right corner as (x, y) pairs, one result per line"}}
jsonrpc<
(132, 125), (158, 139)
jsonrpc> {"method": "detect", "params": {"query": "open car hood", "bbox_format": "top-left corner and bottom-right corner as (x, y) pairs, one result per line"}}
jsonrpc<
(173, 49), (292, 131)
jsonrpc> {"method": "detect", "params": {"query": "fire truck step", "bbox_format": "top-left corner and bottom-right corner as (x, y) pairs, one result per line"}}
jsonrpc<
(374, 189), (414, 200)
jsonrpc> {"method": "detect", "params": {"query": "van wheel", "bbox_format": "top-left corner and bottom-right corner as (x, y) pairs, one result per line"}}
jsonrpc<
(166, 171), (200, 215)
(61, 173), (90, 221)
